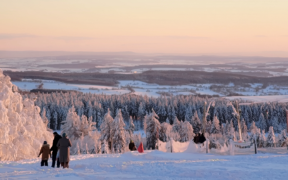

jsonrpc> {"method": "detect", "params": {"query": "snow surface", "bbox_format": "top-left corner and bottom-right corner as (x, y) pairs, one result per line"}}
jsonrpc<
(1, 150), (288, 180)
(13, 78), (288, 98)
(226, 95), (288, 103)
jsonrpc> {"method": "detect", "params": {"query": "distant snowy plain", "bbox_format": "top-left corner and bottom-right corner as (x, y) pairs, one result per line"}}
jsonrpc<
(1, 150), (288, 180)
(12, 79), (288, 98)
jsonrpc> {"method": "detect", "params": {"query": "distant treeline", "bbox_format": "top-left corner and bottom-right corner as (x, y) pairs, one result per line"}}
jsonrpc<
(23, 92), (288, 133)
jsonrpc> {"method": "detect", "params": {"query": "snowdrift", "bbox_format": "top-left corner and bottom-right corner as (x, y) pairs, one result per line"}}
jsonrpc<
(0, 70), (53, 161)
(158, 139), (208, 153)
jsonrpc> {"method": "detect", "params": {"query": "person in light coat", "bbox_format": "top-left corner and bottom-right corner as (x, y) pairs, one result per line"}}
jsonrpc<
(57, 133), (72, 168)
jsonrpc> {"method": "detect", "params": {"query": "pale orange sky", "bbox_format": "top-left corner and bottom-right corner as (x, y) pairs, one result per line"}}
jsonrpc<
(0, 0), (288, 56)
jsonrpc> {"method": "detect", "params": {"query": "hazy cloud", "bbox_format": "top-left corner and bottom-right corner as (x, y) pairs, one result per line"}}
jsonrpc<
(162, 36), (210, 39)
(0, 34), (211, 41)
(254, 35), (267, 38)
(0, 33), (39, 39)
(54, 36), (101, 41)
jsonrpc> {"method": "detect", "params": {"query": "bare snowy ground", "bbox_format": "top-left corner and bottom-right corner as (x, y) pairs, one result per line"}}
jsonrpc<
(1, 150), (288, 180)
(226, 95), (288, 103)
(12, 79), (288, 97)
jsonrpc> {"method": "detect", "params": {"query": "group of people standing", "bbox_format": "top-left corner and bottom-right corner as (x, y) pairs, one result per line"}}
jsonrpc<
(38, 132), (72, 168)
(129, 140), (144, 153)
(193, 133), (206, 144)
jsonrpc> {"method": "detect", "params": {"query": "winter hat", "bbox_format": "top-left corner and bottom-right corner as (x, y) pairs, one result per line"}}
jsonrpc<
(53, 132), (58, 135)
(62, 133), (67, 137)
(43, 141), (47, 144)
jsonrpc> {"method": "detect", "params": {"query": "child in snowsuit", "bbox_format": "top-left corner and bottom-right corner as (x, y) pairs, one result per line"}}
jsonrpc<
(38, 141), (51, 166)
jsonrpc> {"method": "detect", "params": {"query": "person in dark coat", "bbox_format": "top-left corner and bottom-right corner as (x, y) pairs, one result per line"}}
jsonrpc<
(57, 133), (72, 168)
(129, 140), (137, 151)
(199, 133), (206, 144)
(50, 132), (62, 168)
(38, 141), (51, 166)
(193, 133), (200, 144)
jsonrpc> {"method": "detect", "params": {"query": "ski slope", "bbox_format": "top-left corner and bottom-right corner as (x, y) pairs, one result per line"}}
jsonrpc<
(1, 150), (288, 180)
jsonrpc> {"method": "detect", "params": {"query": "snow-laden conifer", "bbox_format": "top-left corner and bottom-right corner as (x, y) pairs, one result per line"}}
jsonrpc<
(210, 116), (221, 134)
(62, 107), (99, 154)
(179, 121), (195, 142)
(100, 108), (113, 145)
(278, 129), (287, 147)
(259, 130), (266, 147)
(258, 113), (267, 131)
(101, 140), (110, 154)
(111, 109), (126, 153)
(159, 122), (172, 142)
(172, 117), (181, 133)
(145, 109), (161, 150)
(0, 70), (52, 161)
(191, 111), (202, 134)
(128, 116), (135, 136)
(267, 126), (276, 147)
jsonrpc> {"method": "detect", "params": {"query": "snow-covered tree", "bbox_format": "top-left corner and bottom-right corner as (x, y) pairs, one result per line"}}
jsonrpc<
(128, 116), (135, 136)
(0, 71), (52, 161)
(101, 140), (110, 154)
(258, 113), (267, 131)
(241, 119), (249, 140)
(172, 117), (181, 133)
(278, 129), (287, 147)
(145, 109), (161, 150)
(111, 109), (126, 153)
(137, 102), (146, 120)
(248, 120), (261, 143)
(167, 106), (176, 124)
(184, 106), (193, 124)
(191, 111), (202, 134)
(179, 121), (195, 142)
(41, 108), (49, 127)
(249, 121), (258, 133)
(79, 115), (96, 137)
(205, 121), (212, 134)
(210, 116), (221, 134)
(267, 126), (276, 147)
(159, 122), (172, 142)
(61, 106), (81, 140)
(224, 121), (230, 136)
(62, 107), (98, 154)
(272, 116), (281, 133)
(227, 122), (236, 141)
(100, 108), (113, 146)
(166, 117), (170, 124)
(259, 130), (266, 147)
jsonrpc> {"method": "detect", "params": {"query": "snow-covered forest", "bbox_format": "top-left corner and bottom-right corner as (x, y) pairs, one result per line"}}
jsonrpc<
(21, 90), (288, 153)
(2, 67), (288, 160)
(24, 91), (288, 134)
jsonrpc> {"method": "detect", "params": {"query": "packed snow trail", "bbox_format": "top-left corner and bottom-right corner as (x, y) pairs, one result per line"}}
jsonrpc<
(1, 151), (288, 180)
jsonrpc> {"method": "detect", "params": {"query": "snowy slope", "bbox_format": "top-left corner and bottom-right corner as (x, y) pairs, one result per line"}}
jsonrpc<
(1, 150), (288, 180)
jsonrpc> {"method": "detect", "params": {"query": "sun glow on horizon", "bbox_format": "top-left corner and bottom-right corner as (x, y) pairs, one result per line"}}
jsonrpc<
(0, 0), (288, 56)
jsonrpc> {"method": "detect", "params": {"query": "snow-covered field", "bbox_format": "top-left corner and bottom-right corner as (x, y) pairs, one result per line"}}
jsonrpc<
(1, 150), (288, 180)
(12, 79), (288, 97)
(226, 95), (288, 103)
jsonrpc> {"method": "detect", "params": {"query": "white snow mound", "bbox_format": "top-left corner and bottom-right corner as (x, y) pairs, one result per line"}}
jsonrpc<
(0, 70), (53, 161)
